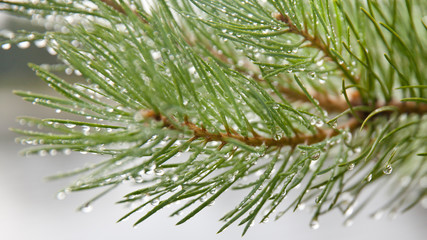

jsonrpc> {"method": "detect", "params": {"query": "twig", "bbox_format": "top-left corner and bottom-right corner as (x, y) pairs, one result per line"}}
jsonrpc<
(138, 98), (426, 149)
(273, 13), (360, 84)
(100, 0), (148, 23)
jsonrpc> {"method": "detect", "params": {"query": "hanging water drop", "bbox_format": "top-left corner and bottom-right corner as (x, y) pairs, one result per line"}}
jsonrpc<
(366, 174), (372, 182)
(56, 191), (66, 200)
(47, 47), (57, 55)
(154, 168), (164, 176)
(34, 39), (47, 48)
(347, 163), (355, 171)
(310, 220), (320, 230)
(310, 117), (317, 126)
(315, 120), (324, 128)
(17, 41), (30, 49)
(49, 149), (57, 156)
(1, 43), (11, 50)
(80, 204), (93, 213)
(261, 217), (269, 223)
(151, 198), (160, 206)
(65, 123), (76, 128)
(344, 218), (354, 227)
(63, 148), (72, 155)
(310, 151), (320, 161)
(383, 164), (392, 175)
(345, 206), (354, 216)
(371, 210), (384, 220)
(39, 150), (47, 157)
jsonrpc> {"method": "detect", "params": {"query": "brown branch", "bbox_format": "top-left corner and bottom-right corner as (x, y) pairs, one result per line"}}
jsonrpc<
(273, 13), (360, 84)
(137, 99), (426, 149)
(100, 0), (148, 23)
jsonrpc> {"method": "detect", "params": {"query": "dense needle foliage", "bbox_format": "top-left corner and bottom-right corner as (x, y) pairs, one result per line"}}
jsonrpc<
(1, 0), (426, 234)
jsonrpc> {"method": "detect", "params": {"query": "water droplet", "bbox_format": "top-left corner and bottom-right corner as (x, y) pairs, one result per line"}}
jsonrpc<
(49, 149), (57, 156)
(383, 164), (392, 175)
(367, 174), (373, 182)
(65, 123), (76, 128)
(2, 43), (11, 50)
(154, 168), (164, 176)
(63, 148), (72, 155)
(199, 194), (208, 202)
(38, 150), (47, 157)
(151, 198), (160, 206)
(17, 41), (30, 49)
(347, 163), (355, 171)
(310, 117), (317, 126)
(316, 59), (324, 66)
(34, 39), (47, 48)
(134, 176), (143, 183)
(344, 218), (353, 227)
(261, 217), (269, 223)
(56, 191), (66, 200)
(47, 47), (57, 55)
(151, 50), (161, 60)
(345, 206), (354, 216)
(310, 220), (320, 230)
(310, 151), (320, 161)
(371, 210), (384, 220)
(55, 109), (62, 113)
(315, 119), (324, 128)
(344, 131), (352, 144)
(80, 204), (93, 213)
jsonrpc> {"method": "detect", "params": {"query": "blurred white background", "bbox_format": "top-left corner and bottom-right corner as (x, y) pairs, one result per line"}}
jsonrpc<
(0, 11), (426, 240)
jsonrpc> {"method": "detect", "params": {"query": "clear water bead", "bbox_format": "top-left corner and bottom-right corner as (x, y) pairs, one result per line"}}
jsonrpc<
(372, 210), (384, 220)
(56, 191), (66, 200)
(344, 218), (354, 227)
(34, 39), (47, 48)
(80, 204), (93, 213)
(63, 148), (72, 155)
(17, 41), (30, 49)
(261, 217), (269, 223)
(383, 165), (392, 175)
(151, 198), (160, 206)
(1, 43), (11, 50)
(310, 220), (320, 230)
(310, 151), (320, 161)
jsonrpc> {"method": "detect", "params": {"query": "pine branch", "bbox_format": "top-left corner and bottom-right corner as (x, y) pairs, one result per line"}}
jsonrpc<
(2, 0), (427, 235)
